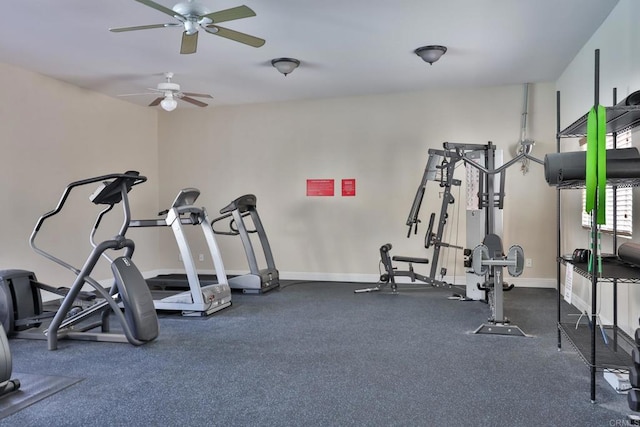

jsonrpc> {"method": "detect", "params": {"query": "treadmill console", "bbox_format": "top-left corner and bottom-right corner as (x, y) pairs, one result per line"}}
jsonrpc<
(172, 188), (200, 208)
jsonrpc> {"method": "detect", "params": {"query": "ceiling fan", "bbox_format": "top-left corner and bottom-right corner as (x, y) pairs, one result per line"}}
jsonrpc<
(109, 0), (265, 54)
(121, 73), (213, 111)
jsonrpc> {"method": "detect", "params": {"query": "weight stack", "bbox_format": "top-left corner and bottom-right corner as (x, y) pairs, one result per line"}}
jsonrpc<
(628, 328), (640, 412)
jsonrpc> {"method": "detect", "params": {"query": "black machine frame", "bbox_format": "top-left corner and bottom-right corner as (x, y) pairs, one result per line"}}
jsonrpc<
(0, 172), (159, 350)
(359, 142), (541, 335)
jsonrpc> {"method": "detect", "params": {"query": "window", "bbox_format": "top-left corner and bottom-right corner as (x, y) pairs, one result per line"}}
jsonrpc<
(581, 130), (633, 235)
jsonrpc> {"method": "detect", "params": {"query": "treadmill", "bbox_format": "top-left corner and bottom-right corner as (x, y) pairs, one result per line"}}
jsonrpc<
(131, 188), (232, 316)
(211, 194), (279, 294)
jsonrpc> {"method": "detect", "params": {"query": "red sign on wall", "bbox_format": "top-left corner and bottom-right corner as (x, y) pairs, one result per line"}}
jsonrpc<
(306, 179), (335, 196)
(341, 179), (356, 197)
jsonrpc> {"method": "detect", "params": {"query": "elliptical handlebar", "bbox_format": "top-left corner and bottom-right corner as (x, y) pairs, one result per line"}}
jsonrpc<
(32, 171), (146, 234)
(88, 171), (146, 206)
(30, 171), (147, 274)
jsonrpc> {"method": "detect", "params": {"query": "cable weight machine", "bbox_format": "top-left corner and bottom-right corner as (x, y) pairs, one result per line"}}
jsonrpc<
(360, 141), (541, 336)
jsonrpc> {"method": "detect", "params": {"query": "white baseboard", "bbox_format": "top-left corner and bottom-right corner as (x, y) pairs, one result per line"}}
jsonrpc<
(214, 270), (556, 289)
(120, 269), (560, 290)
(508, 278), (556, 289)
(39, 269), (557, 301)
(568, 292), (590, 315)
(278, 271), (379, 283)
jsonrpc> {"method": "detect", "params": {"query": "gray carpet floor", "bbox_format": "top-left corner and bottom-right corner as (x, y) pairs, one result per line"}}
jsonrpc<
(0, 282), (632, 426)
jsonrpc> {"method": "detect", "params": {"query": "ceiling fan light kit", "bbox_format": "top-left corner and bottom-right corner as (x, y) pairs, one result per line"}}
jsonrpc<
(119, 72), (213, 111)
(160, 94), (178, 111)
(415, 45), (447, 65)
(271, 58), (300, 76)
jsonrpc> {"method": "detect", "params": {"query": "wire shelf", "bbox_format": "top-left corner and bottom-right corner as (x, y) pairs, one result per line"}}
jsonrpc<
(559, 105), (640, 138)
(559, 257), (640, 284)
(559, 323), (632, 371)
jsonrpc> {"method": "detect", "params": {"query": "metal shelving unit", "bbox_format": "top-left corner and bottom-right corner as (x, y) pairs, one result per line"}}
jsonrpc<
(554, 178), (640, 190)
(560, 105), (640, 138)
(558, 258), (637, 372)
(555, 49), (640, 402)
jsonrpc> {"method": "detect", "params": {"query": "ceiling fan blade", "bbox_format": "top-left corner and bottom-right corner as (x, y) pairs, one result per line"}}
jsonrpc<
(203, 5), (256, 24)
(118, 92), (155, 97)
(149, 97), (163, 106)
(180, 31), (198, 54)
(206, 25), (265, 47)
(182, 92), (213, 99)
(134, 0), (185, 19)
(181, 96), (209, 107)
(109, 23), (168, 32)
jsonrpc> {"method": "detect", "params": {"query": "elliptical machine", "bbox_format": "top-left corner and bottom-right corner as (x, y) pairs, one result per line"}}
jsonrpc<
(0, 171), (159, 350)
(0, 325), (19, 396)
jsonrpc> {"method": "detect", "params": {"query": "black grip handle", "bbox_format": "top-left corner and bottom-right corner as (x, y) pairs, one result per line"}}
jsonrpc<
(424, 213), (435, 249)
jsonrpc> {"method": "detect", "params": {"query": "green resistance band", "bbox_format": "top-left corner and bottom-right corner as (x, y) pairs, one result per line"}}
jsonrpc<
(585, 105), (607, 225)
(587, 229), (603, 275)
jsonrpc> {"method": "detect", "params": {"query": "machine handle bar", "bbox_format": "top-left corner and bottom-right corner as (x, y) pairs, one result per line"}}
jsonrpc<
(211, 211), (257, 235)
(29, 172), (146, 276)
(32, 172), (146, 233)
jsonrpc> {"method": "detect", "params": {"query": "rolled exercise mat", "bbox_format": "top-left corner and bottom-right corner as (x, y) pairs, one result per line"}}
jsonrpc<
(544, 147), (640, 185)
(617, 89), (640, 106)
(618, 242), (640, 267)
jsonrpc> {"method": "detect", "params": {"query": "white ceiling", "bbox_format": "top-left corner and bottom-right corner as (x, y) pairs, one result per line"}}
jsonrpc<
(0, 0), (619, 108)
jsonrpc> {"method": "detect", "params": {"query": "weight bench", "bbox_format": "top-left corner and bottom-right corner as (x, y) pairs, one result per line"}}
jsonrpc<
(355, 244), (430, 293)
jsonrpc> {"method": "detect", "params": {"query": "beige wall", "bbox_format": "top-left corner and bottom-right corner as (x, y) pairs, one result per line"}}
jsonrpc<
(0, 51), (561, 294)
(157, 83), (558, 284)
(556, 0), (640, 334)
(0, 62), (160, 288)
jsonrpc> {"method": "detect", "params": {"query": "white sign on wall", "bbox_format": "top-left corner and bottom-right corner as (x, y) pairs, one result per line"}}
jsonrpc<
(564, 264), (574, 304)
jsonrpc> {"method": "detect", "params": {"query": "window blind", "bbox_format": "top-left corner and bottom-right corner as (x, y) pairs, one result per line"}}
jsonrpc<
(581, 130), (633, 235)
